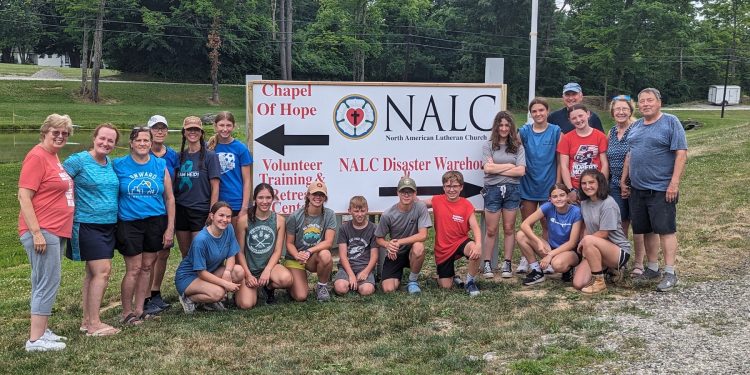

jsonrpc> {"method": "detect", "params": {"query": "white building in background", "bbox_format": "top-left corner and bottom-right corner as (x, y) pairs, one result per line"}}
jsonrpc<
(35, 53), (71, 67)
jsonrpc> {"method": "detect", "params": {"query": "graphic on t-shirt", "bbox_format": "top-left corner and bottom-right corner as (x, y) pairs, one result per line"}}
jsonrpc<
(217, 152), (235, 174)
(58, 163), (75, 207)
(572, 145), (599, 178)
(346, 237), (368, 260)
(248, 225), (274, 254)
(302, 223), (323, 247)
(177, 160), (198, 190)
(127, 171), (159, 197)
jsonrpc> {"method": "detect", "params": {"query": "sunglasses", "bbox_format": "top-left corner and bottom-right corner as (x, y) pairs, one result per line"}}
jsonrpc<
(611, 95), (631, 101)
(49, 130), (70, 138)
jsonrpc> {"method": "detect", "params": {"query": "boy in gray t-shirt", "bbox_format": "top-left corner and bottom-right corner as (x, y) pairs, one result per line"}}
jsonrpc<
(334, 196), (378, 296)
(375, 175), (432, 294)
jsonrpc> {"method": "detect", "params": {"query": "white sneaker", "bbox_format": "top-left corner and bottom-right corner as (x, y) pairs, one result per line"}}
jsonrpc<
(501, 261), (513, 278)
(25, 338), (66, 352)
(41, 329), (67, 342)
(482, 262), (494, 278)
(543, 265), (555, 274)
(516, 257), (529, 274)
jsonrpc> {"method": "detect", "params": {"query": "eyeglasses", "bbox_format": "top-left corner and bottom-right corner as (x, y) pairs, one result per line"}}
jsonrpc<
(443, 184), (462, 191)
(613, 108), (631, 113)
(612, 95), (631, 101)
(151, 127), (168, 133)
(49, 130), (70, 138)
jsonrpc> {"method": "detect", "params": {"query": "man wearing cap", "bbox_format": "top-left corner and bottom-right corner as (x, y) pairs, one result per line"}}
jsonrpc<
(144, 115), (181, 314)
(621, 88), (687, 292)
(548, 83), (605, 134)
(375, 175), (432, 294)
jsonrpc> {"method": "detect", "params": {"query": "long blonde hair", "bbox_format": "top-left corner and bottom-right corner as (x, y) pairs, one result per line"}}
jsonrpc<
(207, 111), (236, 150)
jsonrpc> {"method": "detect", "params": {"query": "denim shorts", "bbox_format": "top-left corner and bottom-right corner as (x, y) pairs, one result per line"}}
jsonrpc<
(609, 185), (630, 221)
(483, 183), (521, 213)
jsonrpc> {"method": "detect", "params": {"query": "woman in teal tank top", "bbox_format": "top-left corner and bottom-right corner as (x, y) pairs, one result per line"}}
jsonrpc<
(235, 183), (293, 308)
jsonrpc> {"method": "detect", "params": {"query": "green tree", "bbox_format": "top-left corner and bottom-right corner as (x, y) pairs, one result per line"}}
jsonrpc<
(0, 0), (43, 63)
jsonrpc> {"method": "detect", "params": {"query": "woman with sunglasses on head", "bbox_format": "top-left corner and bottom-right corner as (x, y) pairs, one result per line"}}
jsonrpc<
(174, 116), (221, 258)
(234, 183), (293, 308)
(63, 123), (121, 337)
(18, 114), (75, 352)
(607, 96), (645, 278)
(113, 127), (175, 325)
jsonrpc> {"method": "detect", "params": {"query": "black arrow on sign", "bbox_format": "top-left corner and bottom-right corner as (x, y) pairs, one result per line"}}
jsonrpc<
(378, 182), (483, 198)
(255, 124), (329, 156)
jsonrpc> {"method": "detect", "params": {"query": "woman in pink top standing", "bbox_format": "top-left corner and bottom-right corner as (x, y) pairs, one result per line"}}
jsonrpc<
(18, 114), (76, 352)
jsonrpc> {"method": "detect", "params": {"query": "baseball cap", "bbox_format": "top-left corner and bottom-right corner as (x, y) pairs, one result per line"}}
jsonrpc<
(397, 176), (417, 192)
(147, 115), (168, 128)
(563, 82), (582, 94)
(307, 181), (328, 196)
(182, 116), (203, 131)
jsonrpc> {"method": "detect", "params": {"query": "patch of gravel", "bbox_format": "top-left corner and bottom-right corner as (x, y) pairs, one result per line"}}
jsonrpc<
(590, 273), (750, 374)
(30, 68), (65, 79)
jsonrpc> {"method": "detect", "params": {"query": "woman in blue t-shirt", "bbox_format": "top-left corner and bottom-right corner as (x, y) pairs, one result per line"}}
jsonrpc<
(63, 123), (121, 336)
(175, 202), (248, 313)
(113, 128), (175, 325)
(207, 111), (253, 227)
(516, 184), (582, 286)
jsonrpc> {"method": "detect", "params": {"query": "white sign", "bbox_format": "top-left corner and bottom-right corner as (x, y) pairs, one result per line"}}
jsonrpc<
(249, 81), (506, 214)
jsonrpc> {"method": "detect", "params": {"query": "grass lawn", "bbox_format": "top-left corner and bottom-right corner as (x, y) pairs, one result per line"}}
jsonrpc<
(0, 76), (747, 372)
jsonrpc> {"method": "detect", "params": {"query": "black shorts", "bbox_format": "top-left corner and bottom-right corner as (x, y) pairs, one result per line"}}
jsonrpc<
(629, 189), (677, 234)
(66, 222), (116, 261)
(436, 239), (472, 279)
(117, 215), (167, 257)
(381, 245), (413, 281)
(175, 204), (208, 232)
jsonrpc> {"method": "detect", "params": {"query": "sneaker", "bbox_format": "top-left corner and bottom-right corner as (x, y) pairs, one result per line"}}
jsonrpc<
(264, 286), (277, 304)
(522, 269), (546, 286)
(25, 338), (66, 352)
(516, 257), (529, 274)
(501, 261), (513, 278)
(202, 301), (227, 311)
(581, 275), (607, 294)
(634, 267), (661, 283)
(482, 262), (494, 279)
(543, 264), (555, 274)
(453, 275), (465, 288)
(149, 294), (171, 310)
(178, 293), (196, 314)
(407, 281), (421, 294)
(316, 284), (331, 302)
(561, 268), (574, 282)
(465, 280), (480, 297)
(41, 329), (67, 342)
(656, 272), (678, 292)
(143, 300), (165, 315)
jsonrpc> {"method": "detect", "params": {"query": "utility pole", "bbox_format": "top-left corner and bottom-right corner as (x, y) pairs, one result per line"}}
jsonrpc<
(721, 0), (738, 118)
(527, 0), (539, 122)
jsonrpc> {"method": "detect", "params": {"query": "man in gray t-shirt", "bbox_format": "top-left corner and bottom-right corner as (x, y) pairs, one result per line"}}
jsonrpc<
(621, 88), (688, 292)
(375, 175), (432, 294)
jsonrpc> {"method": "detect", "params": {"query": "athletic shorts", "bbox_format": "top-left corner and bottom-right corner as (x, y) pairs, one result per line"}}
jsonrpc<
(283, 258), (306, 271)
(175, 204), (208, 232)
(381, 245), (413, 281)
(66, 222), (116, 261)
(334, 268), (376, 286)
(483, 183), (521, 212)
(117, 215), (167, 257)
(436, 239), (472, 278)
(617, 249), (631, 269)
(629, 189), (677, 234)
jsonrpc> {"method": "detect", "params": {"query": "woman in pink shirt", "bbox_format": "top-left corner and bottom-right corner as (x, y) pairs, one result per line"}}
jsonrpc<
(18, 114), (76, 352)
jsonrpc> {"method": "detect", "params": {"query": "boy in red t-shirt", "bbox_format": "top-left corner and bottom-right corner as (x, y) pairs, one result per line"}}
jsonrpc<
(423, 171), (482, 296)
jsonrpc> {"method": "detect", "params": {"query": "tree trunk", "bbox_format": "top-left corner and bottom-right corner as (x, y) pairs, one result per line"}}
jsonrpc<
(271, 0), (277, 41)
(90, 0), (105, 103)
(80, 23), (89, 96)
(207, 16), (222, 104)
(1, 47), (12, 63)
(279, 0), (287, 79)
(352, 0), (366, 81)
(285, 0), (293, 79)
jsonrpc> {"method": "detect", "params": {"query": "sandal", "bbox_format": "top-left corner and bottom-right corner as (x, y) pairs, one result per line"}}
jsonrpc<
(630, 266), (644, 278)
(86, 325), (121, 337)
(120, 313), (143, 326)
(138, 312), (161, 321)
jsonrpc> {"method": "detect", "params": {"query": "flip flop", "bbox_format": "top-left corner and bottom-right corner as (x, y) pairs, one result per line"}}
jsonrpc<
(79, 326), (88, 333)
(120, 313), (143, 326)
(86, 326), (121, 337)
(138, 312), (161, 321)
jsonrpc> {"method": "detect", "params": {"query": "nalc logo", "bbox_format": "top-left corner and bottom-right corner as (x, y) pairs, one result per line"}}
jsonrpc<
(333, 94), (377, 140)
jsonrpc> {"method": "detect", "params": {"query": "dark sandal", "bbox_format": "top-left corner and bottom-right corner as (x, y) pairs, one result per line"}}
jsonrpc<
(139, 312), (160, 321)
(120, 313), (143, 326)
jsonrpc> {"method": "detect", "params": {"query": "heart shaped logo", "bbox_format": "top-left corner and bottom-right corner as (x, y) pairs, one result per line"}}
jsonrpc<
(346, 108), (365, 127)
